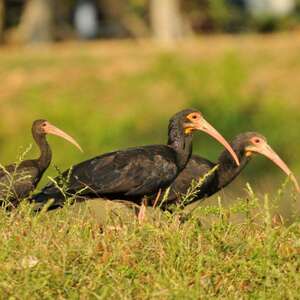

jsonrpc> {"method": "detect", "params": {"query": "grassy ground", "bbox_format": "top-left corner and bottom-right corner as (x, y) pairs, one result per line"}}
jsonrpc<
(1, 187), (300, 299)
(1, 34), (300, 298)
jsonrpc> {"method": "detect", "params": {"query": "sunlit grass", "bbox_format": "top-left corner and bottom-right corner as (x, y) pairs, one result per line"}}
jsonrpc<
(0, 185), (300, 298)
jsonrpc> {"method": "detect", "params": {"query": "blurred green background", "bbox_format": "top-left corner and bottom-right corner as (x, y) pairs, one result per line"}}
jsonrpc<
(1, 33), (300, 197)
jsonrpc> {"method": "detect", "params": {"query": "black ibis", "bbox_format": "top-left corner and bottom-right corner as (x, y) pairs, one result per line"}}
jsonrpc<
(32, 109), (239, 213)
(0, 120), (82, 207)
(160, 132), (299, 209)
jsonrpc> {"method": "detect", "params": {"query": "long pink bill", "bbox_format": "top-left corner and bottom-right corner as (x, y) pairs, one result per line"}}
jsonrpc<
(44, 123), (83, 152)
(197, 118), (240, 167)
(253, 143), (300, 193)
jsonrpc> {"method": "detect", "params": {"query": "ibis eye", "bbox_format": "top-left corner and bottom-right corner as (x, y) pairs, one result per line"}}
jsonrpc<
(191, 114), (197, 119)
(254, 138), (260, 144)
(42, 123), (47, 127)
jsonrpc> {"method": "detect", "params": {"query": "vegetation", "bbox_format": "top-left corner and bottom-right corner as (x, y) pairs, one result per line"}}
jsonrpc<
(0, 185), (300, 298)
(2, 0), (300, 45)
(1, 34), (300, 298)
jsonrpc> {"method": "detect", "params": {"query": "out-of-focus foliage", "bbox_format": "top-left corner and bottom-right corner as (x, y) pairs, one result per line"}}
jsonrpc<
(109, 0), (300, 34)
(182, 0), (300, 33)
(3, 0), (300, 41)
(182, 0), (247, 32)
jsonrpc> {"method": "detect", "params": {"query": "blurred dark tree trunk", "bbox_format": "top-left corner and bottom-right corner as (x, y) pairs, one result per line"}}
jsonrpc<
(150, 0), (186, 44)
(0, 0), (4, 43)
(18, 0), (55, 43)
(98, 0), (148, 37)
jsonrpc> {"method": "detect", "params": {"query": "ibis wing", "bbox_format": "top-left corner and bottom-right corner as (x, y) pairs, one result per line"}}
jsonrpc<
(124, 153), (178, 196)
(40, 145), (178, 198)
(165, 155), (217, 204)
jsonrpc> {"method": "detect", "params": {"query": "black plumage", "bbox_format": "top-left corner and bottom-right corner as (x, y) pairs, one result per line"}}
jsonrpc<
(32, 109), (239, 209)
(161, 132), (299, 209)
(0, 120), (82, 207)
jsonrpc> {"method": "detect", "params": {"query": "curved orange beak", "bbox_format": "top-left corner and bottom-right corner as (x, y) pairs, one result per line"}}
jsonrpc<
(246, 142), (300, 193)
(194, 117), (240, 166)
(44, 122), (83, 152)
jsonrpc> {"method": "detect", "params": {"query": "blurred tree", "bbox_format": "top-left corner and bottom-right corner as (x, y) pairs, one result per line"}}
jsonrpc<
(1, 0), (299, 44)
(98, 0), (148, 37)
(0, 0), (4, 43)
(150, 0), (186, 43)
(18, 0), (55, 43)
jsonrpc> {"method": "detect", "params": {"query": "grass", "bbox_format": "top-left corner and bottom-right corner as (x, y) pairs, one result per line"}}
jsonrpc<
(0, 186), (300, 299)
(1, 34), (300, 298)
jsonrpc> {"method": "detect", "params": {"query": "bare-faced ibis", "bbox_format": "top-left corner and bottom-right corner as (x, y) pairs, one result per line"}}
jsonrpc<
(161, 132), (299, 209)
(0, 120), (82, 207)
(32, 109), (239, 212)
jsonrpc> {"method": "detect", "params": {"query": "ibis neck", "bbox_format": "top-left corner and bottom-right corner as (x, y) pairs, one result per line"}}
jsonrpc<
(33, 133), (52, 171)
(168, 121), (193, 170)
(216, 147), (250, 189)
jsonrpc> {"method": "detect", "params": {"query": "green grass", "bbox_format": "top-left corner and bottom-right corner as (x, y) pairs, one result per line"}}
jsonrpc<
(1, 35), (300, 298)
(1, 186), (300, 299)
